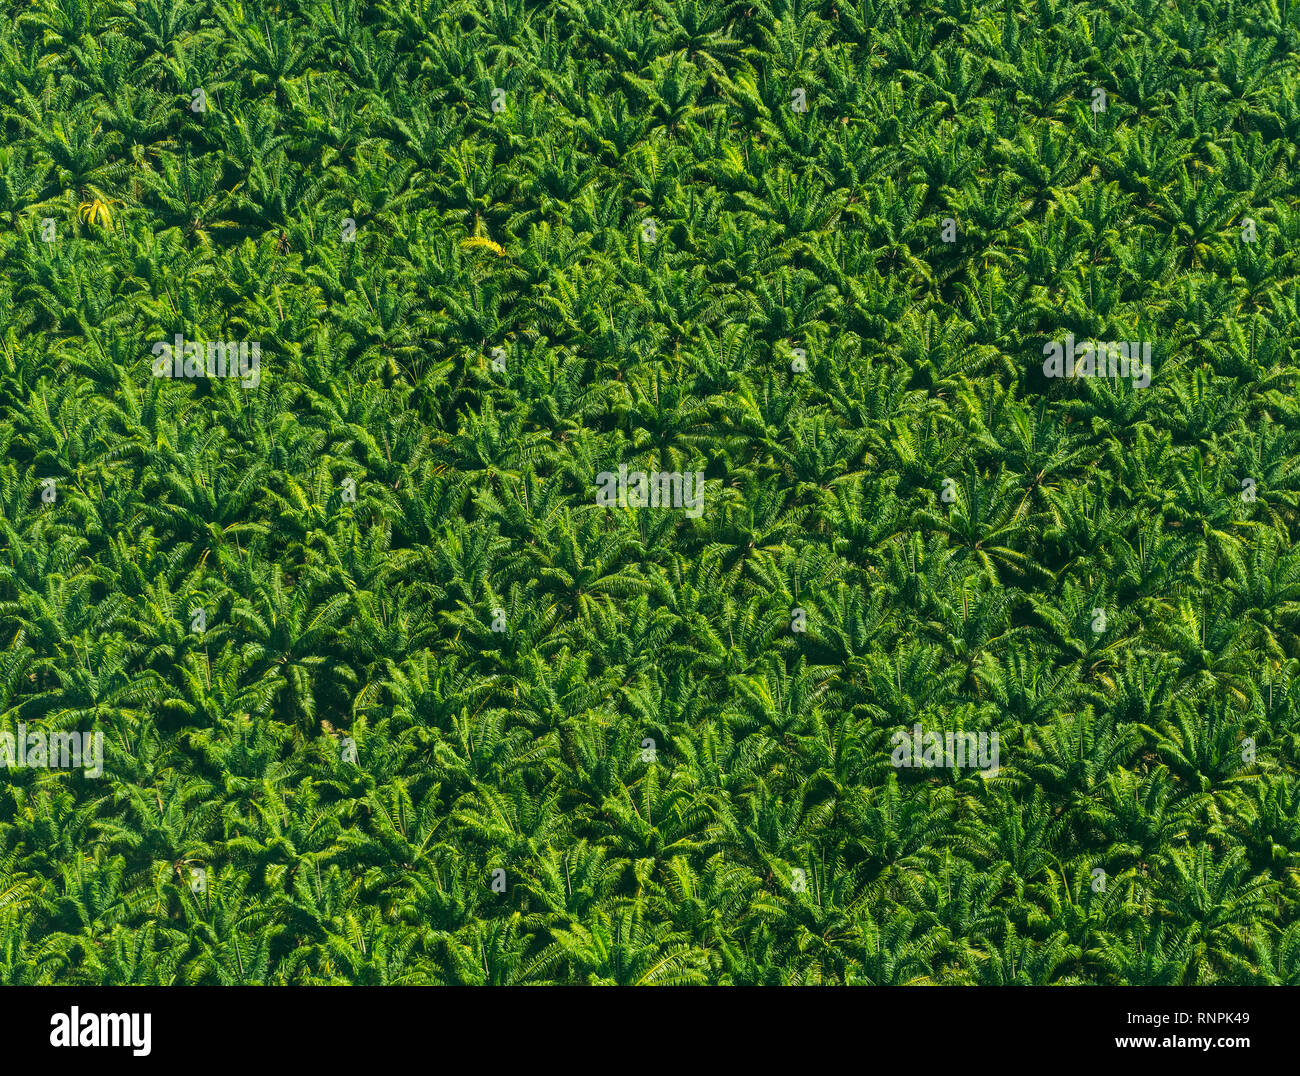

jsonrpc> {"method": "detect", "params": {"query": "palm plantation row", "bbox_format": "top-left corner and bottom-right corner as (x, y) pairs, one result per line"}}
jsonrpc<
(1, 0), (1299, 982)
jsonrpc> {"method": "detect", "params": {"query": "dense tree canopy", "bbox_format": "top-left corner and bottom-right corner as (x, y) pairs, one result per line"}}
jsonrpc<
(1, 0), (1299, 984)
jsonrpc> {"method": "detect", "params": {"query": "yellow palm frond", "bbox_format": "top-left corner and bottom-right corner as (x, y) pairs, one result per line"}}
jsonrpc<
(77, 197), (123, 228)
(458, 236), (507, 257)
